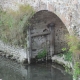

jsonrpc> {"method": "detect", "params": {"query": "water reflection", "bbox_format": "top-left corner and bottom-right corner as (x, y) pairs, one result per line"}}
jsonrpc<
(0, 56), (72, 80)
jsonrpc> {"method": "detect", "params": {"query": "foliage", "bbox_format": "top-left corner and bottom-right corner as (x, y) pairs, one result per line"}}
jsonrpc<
(64, 51), (72, 62)
(62, 35), (80, 79)
(62, 48), (72, 62)
(73, 62), (80, 80)
(36, 49), (47, 59)
(0, 4), (35, 47)
(62, 35), (80, 62)
(62, 48), (67, 52)
(66, 35), (80, 52)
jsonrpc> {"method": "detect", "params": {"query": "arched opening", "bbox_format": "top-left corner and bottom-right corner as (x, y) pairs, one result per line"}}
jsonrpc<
(27, 10), (69, 62)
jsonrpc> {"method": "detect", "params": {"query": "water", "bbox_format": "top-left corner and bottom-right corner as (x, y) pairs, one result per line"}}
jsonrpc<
(0, 56), (72, 80)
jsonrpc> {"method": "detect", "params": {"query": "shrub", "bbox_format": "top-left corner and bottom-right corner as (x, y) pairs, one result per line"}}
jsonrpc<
(66, 35), (80, 53)
(0, 4), (35, 48)
(62, 35), (80, 79)
(61, 48), (72, 62)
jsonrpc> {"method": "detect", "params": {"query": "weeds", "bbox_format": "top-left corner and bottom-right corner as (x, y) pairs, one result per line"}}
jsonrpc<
(36, 49), (47, 59)
(0, 4), (35, 48)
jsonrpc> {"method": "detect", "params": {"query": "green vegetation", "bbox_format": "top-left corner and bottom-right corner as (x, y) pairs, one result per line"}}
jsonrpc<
(66, 35), (80, 53)
(0, 4), (35, 48)
(64, 51), (72, 62)
(62, 35), (80, 80)
(61, 48), (72, 62)
(36, 49), (47, 59)
(73, 62), (80, 80)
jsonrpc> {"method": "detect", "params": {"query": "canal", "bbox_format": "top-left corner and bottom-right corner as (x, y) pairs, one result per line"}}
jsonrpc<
(0, 56), (72, 80)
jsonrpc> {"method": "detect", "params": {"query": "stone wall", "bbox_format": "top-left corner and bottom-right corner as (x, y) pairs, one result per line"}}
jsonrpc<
(29, 10), (69, 58)
(0, 0), (80, 37)
(0, 40), (27, 63)
(0, 0), (80, 63)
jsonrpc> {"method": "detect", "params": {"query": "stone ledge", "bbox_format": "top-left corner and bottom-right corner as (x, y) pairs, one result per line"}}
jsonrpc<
(52, 55), (73, 69)
(0, 40), (27, 63)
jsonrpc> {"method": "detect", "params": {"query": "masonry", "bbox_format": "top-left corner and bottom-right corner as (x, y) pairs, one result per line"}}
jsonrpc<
(0, 0), (80, 36)
(0, 0), (80, 62)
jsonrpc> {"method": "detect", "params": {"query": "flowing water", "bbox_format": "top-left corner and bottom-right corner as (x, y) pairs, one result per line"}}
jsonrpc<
(0, 56), (72, 80)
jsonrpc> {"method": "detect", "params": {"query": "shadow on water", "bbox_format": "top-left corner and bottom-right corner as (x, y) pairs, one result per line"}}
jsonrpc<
(0, 56), (72, 80)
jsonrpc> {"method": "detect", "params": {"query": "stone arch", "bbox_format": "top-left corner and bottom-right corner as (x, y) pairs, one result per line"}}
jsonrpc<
(27, 10), (69, 62)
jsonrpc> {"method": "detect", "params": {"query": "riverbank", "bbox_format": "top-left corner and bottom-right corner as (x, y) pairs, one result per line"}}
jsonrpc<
(52, 55), (80, 80)
(52, 55), (73, 69)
